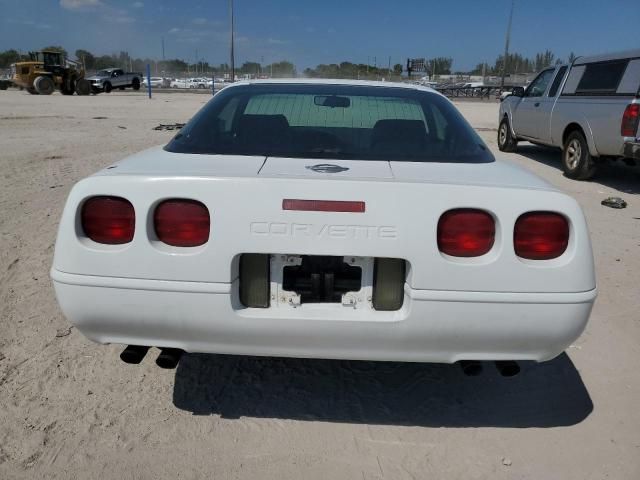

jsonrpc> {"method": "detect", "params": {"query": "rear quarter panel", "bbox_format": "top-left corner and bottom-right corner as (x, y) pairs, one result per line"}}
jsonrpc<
(551, 97), (632, 156)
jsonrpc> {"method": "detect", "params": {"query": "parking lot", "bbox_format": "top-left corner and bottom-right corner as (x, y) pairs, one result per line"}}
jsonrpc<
(1, 89), (639, 479)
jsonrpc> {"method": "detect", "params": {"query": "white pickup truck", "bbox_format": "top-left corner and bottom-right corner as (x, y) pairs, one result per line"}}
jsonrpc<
(86, 68), (142, 94)
(499, 49), (640, 179)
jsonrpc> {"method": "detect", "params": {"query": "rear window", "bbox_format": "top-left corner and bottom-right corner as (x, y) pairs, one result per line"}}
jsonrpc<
(165, 84), (493, 163)
(575, 60), (628, 94)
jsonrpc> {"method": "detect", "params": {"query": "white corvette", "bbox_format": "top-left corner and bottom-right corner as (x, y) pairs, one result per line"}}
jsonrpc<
(51, 80), (596, 373)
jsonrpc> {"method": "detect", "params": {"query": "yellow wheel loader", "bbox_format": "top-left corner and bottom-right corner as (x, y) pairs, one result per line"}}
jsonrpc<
(12, 50), (91, 96)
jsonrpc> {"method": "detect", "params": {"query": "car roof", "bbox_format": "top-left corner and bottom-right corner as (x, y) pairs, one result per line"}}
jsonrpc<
(226, 78), (442, 95)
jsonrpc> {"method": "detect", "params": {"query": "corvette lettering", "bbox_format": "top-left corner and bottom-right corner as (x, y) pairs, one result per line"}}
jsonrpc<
(250, 222), (398, 239)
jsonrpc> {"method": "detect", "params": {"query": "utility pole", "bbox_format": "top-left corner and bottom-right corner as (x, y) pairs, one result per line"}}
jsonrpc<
(501, 0), (515, 89)
(161, 37), (165, 61)
(229, 0), (235, 82)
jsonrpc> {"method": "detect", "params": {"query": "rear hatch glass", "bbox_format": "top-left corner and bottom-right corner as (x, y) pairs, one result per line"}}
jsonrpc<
(166, 83), (493, 164)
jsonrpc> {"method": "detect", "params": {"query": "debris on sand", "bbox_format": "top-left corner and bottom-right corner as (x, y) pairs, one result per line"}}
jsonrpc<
(55, 327), (72, 338)
(153, 123), (185, 131)
(601, 197), (627, 209)
(502, 457), (512, 466)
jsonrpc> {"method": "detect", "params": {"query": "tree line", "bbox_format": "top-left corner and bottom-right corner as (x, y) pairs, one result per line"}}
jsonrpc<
(1, 46), (577, 78)
(303, 62), (405, 80)
(0, 46), (296, 77)
(72, 48), (296, 77)
(469, 50), (577, 76)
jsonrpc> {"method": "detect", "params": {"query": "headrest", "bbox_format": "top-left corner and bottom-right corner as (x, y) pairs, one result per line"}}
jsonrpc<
(371, 119), (427, 146)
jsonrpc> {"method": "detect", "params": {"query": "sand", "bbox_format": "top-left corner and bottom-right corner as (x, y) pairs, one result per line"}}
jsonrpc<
(1, 89), (639, 479)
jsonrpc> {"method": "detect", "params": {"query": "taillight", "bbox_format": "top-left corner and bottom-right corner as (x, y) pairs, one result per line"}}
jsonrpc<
(437, 209), (495, 257)
(621, 104), (640, 137)
(514, 212), (569, 260)
(81, 196), (135, 244)
(154, 199), (210, 247)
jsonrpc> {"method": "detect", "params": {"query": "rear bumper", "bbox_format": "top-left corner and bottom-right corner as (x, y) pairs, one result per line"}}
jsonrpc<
(623, 141), (640, 160)
(51, 269), (596, 363)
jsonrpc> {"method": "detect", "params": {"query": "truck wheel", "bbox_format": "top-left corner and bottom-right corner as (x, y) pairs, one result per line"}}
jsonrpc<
(34, 76), (54, 95)
(132, 78), (140, 91)
(76, 79), (91, 96)
(27, 87), (39, 95)
(498, 118), (518, 152)
(61, 78), (75, 95)
(104, 82), (112, 93)
(562, 130), (597, 180)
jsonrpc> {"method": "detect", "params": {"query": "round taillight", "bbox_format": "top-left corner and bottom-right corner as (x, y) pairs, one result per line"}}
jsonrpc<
(81, 196), (135, 244)
(437, 209), (495, 257)
(154, 199), (210, 247)
(514, 212), (569, 260)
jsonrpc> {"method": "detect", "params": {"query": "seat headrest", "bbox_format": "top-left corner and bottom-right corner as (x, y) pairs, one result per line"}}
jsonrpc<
(371, 119), (427, 146)
(238, 114), (289, 133)
(237, 114), (290, 153)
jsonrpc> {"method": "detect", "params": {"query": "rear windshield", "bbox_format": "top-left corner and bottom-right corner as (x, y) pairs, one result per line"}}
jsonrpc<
(165, 84), (493, 163)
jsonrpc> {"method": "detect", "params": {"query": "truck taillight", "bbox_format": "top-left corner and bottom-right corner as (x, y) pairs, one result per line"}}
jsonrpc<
(437, 209), (495, 257)
(81, 196), (135, 244)
(621, 104), (640, 137)
(154, 199), (210, 247)
(514, 212), (569, 260)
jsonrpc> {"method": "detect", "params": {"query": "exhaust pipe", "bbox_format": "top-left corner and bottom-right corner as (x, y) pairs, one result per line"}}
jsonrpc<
(459, 360), (483, 377)
(155, 348), (184, 369)
(120, 345), (150, 364)
(495, 361), (520, 377)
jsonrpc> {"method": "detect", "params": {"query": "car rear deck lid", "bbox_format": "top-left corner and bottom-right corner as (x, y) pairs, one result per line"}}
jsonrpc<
(258, 158), (393, 180)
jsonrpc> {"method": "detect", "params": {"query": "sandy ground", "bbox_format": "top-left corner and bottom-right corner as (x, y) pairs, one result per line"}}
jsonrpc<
(1, 89), (639, 480)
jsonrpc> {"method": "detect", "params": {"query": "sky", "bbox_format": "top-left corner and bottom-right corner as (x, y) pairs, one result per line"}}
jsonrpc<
(0, 0), (638, 71)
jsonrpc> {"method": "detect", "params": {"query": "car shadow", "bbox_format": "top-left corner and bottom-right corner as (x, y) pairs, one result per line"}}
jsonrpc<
(172, 352), (592, 428)
(515, 144), (640, 195)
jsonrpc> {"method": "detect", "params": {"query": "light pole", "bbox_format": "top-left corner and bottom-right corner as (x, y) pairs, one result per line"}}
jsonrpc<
(500, 0), (515, 89)
(229, 0), (235, 82)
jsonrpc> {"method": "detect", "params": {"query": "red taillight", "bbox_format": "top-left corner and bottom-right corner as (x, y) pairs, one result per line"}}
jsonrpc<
(437, 209), (495, 257)
(621, 104), (640, 137)
(81, 196), (135, 244)
(154, 199), (210, 247)
(282, 199), (365, 213)
(514, 212), (569, 260)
